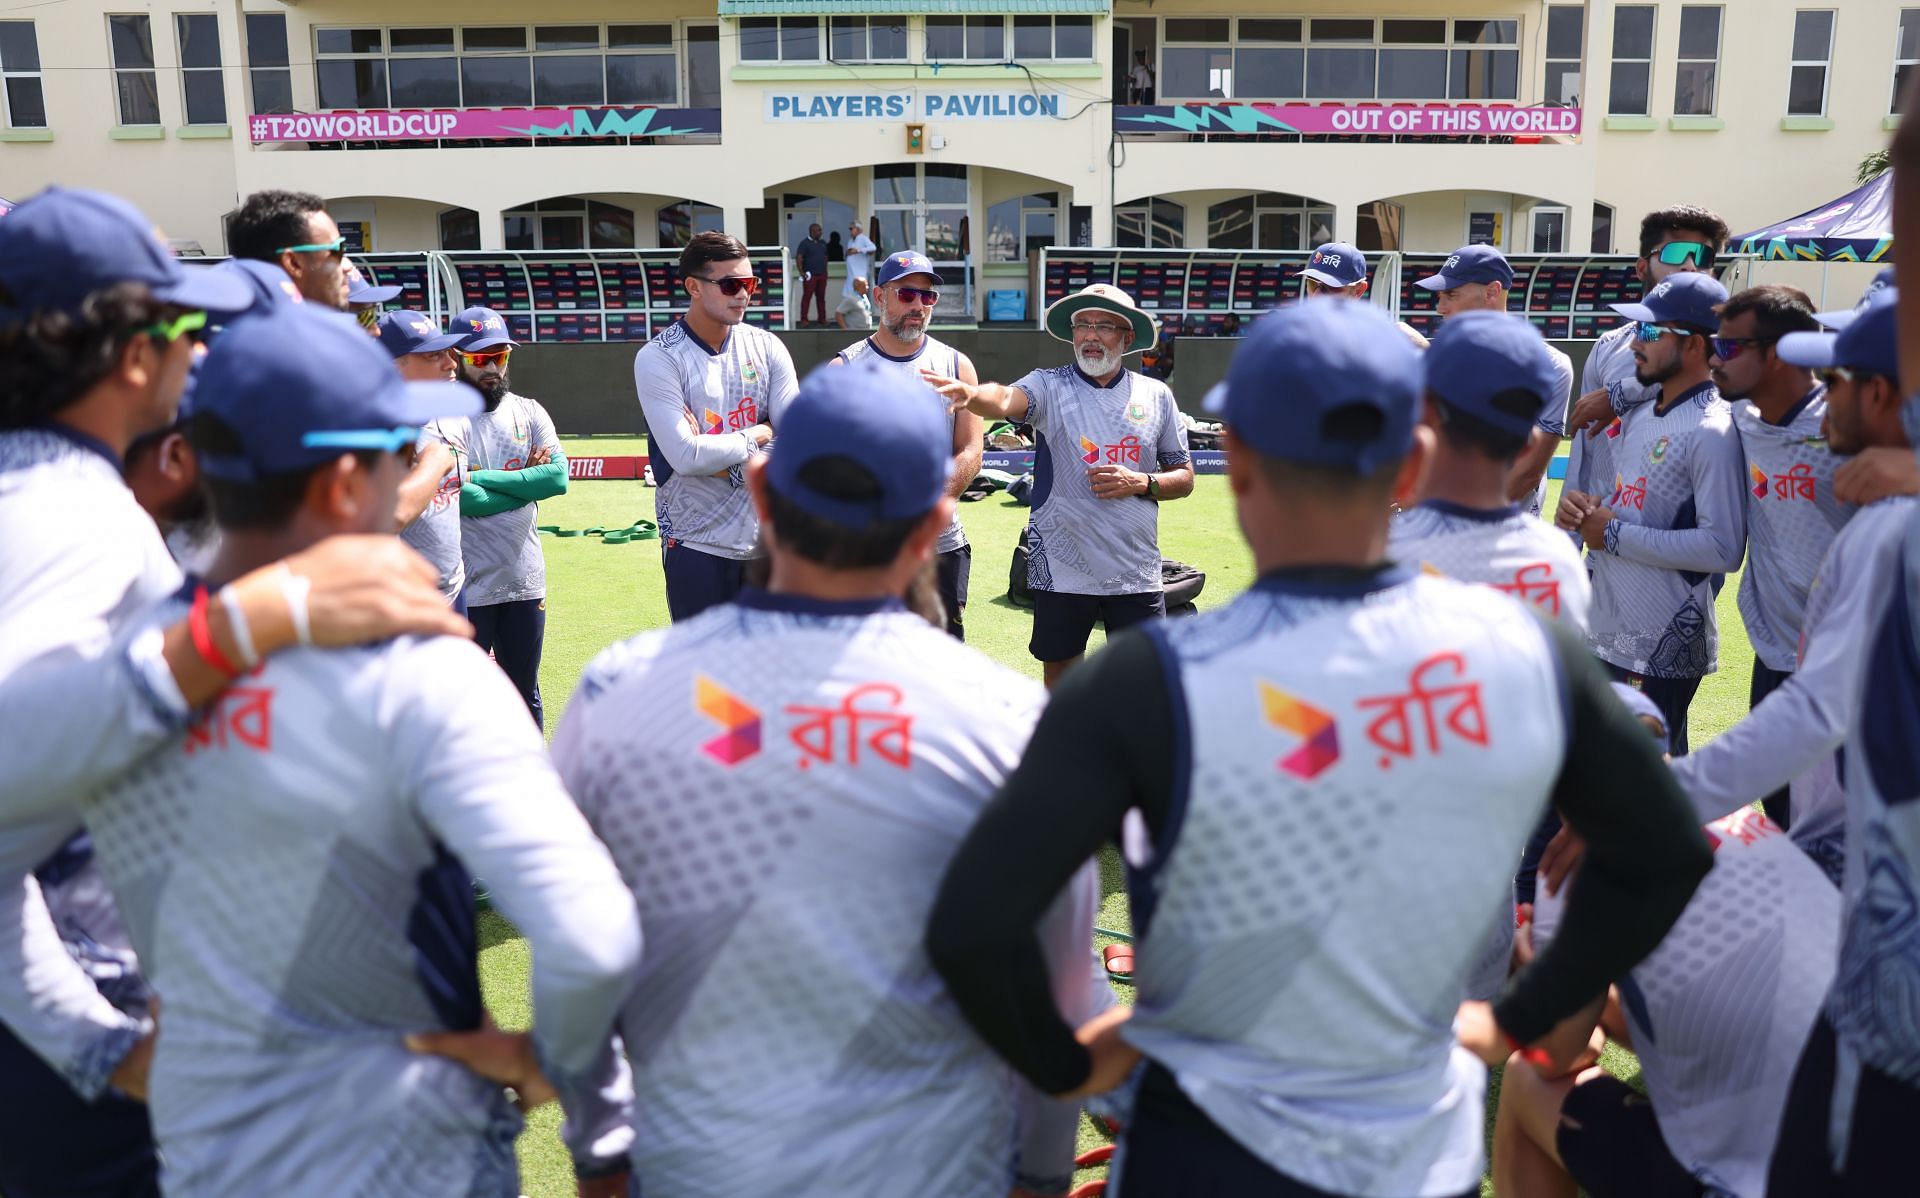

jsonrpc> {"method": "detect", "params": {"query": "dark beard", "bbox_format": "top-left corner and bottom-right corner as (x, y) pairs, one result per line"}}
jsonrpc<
(479, 376), (510, 409)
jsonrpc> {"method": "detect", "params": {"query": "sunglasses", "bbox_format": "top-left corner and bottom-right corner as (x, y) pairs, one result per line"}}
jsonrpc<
(1654, 242), (1716, 269)
(459, 348), (511, 368)
(145, 309), (208, 344)
(890, 285), (940, 306)
(696, 274), (759, 298)
(1709, 335), (1777, 361)
(277, 237), (346, 261)
(354, 306), (380, 329)
(1636, 321), (1700, 342)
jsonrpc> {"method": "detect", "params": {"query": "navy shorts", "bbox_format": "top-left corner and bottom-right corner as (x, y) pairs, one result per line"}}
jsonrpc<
(936, 545), (971, 641)
(0, 1021), (159, 1198)
(1768, 1014), (1920, 1195)
(1029, 589), (1164, 663)
(662, 541), (749, 623)
(1556, 1074), (1699, 1198)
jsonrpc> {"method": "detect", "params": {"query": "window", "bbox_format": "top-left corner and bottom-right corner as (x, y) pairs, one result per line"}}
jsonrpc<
(1788, 11), (1834, 116)
(175, 14), (225, 124)
(1011, 16), (1093, 61)
(534, 26), (601, 105)
(1158, 18), (1513, 102)
(1307, 18), (1375, 99)
(1115, 197), (1184, 248)
(440, 207), (481, 250)
(1673, 6), (1721, 115)
(740, 16), (819, 63)
(0, 21), (45, 128)
(1895, 10), (1919, 113)
(1377, 20), (1446, 100)
(1207, 193), (1334, 251)
(686, 25), (720, 107)
(782, 192), (855, 255)
(245, 15), (293, 115)
(1449, 20), (1519, 99)
(502, 197), (634, 250)
(1531, 207), (1568, 253)
(1609, 5), (1655, 115)
(461, 27), (530, 108)
(108, 15), (161, 125)
(608, 24), (676, 105)
(925, 16), (1005, 62)
(388, 28), (459, 108)
(1161, 19), (1234, 99)
(316, 28), (389, 110)
(829, 17), (906, 62)
(1592, 202), (1615, 253)
(658, 200), (723, 249)
(986, 192), (1060, 262)
(1544, 6), (1584, 105)
(1236, 20), (1304, 99)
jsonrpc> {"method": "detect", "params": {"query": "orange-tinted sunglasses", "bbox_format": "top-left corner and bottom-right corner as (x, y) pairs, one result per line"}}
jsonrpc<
(459, 348), (511, 368)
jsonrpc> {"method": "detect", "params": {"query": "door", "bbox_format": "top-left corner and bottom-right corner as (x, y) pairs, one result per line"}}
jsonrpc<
(871, 163), (971, 319)
(1112, 25), (1131, 106)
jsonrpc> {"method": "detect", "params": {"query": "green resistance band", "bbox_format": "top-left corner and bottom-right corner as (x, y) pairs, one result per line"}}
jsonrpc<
(536, 519), (659, 545)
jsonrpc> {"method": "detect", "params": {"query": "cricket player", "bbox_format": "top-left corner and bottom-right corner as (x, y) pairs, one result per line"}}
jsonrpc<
(545, 360), (1109, 1195)
(832, 249), (983, 639)
(1557, 272), (1746, 753)
(925, 283), (1193, 687)
(1669, 290), (1914, 883)
(453, 305), (565, 726)
(226, 189), (350, 310)
(0, 188), (464, 1198)
(1415, 245), (1573, 518)
(1295, 241), (1428, 348)
(632, 231), (799, 620)
(928, 301), (1711, 1197)
(381, 311), (469, 607)
(344, 258), (401, 332)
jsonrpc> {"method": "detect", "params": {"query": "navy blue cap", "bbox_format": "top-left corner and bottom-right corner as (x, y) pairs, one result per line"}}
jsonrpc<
(1817, 267), (1896, 330)
(768, 359), (951, 527)
(1416, 244), (1514, 291)
(207, 258), (305, 323)
(0, 186), (252, 318)
(344, 259), (402, 305)
(1205, 300), (1423, 474)
(1422, 310), (1558, 438)
(1297, 242), (1367, 289)
(1610, 272), (1728, 332)
(875, 250), (938, 288)
(193, 305), (480, 481)
(377, 310), (463, 358)
(1779, 288), (1898, 376)
(451, 306), (517, 351)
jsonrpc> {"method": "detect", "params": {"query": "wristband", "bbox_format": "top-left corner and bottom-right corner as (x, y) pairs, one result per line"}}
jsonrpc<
(215, 586), (260, 669)
(188, 586), (243, 679)
(276, 565), (313, 646)
(1502, 1028), (1555, 1070)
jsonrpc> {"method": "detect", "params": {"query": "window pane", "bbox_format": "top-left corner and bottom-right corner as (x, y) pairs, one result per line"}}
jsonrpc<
(0, 22), (39, 70)
(1592, 203), (1614, 253)
(608, 25), (672, 49)
(872, 164), (914, 205)
(540, 215), (584, 250)
(830, 16), (864, 60)
(1791, 11), (1832, 61)
(1545, 60), (1581, 105)
(176, 15), (220, 69)
(1613, 6), (1655, 57)
(441, 208), (480, 250)
(317, 58), (387, 108)
(1455, 20), (1518, 44)
(1234, 47), (1303, 98)
(1678, 7), (1720, 58)
(1239, 19), (1301, 43)
(1609, 60), (1650, 113)
(1055, 17), (1092, 58)
(607, 53), (675, 104)
(1903, 11), (1920, 62)
(924, 208), (964, 258)
(1533, 211), (1566, 253)
(391, 28), (455, 54)
(250, 68), (292, 114)
(1024, 211), (1056, 256)
(924, 163), (967, 203)
(780, 17), (819, 61)
(245, 14), (288, 67)
(986, 197), (1020, 262)
(966, 16), (1003, 59)
(870, 19), (907, 59)
(589, 201), (635, 249)
(534, 54), (602, 104)
(1451, 48), (1519, 99)
(1115, 207), (1146, 248)
(1788, 64), (1827, 114)
(1546, 6), (1583, 59)
(1311, 19), (1373, 42)
(389, 57), (459, 107)
(1151, 199), (1184, 247)
(1899, 63), (1916, 113)
(1013, 15), (1050, 60)
(116, 71), (159, 123)
(870, 210), (912, 257)
(1208, 197), (1253, 249)
(1673, 61), (1716, 114)
(109, 16), (153, 68)
(316, 28), (382, 56)
(504, 213), (535, 250)
(460, 56), (529, 106)
(687, 26), (719, 107)
(183, 70), (226, 123)
(1257, 211), (1302, 250)
(1306, 48), (1374, 97)
(1165, 18), (1228, 43)
(1378, 48), (1446, 97)
(5, 77), (46, 126)
(925, 16), (962, 59)
(535, 26), (597, 51)
(463, 28), (527, 52)
(1382, 20), (1445, 44)
(739, 17), (778, 61)
(1162, 45), (1232, 97)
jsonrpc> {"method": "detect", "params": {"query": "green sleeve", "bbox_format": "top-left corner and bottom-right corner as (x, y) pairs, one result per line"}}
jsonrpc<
(459, 481), (528, 517)
(466, 458), (569, 502)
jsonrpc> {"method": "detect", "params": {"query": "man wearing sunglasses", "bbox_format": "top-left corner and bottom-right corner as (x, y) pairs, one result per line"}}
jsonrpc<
(1296, 241), (1428, 349)
(452, 307), (565, 727)
(227, 189), (350, 311)
(634, 231), (799, 621)
(832, 251), (983, 640)
(1556, 272), (1746, 754)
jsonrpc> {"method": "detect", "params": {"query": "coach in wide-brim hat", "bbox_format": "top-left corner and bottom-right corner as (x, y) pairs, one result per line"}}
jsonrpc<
(1043, 283), (1157, 353)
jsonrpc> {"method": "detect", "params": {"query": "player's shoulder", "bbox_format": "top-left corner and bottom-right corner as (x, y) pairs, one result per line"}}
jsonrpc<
(1130, 370), (1178, 403)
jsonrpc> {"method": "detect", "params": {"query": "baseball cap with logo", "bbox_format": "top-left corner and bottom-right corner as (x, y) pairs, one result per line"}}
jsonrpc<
(768, 359), (951, 528)
(194, 304), (480, 481)
(344, 260), (403, 305)
(1778, 287), (1898, 376)
(1415, 244), (1515, 292)
(1205, 300), (1422, 474)
(1422, 310), (1558, 438)
(1297, 242), (1368, 290)
(875, 251), (938, 288)
(452, 305), (517, 352)
(207, 258), (304, 324)
(1816, 266), (1896, 331)
(1610, 272), (1728, 332)
(376, 310), (463, 358)
(0, 186), (251, 318)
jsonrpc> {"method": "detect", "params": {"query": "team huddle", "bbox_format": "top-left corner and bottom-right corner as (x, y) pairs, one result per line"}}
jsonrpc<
(0, 169), (1916, 1198)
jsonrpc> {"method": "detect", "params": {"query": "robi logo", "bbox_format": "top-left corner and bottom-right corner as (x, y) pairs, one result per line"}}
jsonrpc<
(1751, 463), (1770, 499)
(1259, 682), (1340, 780)
(1079, 436), (1101, 465)
(695, 675), (761, 766)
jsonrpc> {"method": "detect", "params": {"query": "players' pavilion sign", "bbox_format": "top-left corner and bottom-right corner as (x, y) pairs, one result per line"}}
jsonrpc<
(764, 89), (1070, 122)
(1115, 103), (1581, 138)
(247, 106), (721, 143)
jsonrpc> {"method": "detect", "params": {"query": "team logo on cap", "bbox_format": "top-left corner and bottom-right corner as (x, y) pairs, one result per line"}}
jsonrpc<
(695, 675), (761, 767)
(1260, 683), (1339, 780)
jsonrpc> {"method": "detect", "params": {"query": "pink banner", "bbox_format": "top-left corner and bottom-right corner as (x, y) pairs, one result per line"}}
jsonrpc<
(247, 106), (720, 144)
(1115, 103), (1579, 138)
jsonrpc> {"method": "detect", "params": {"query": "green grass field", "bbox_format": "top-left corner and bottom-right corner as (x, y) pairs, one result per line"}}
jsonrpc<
(482, 438), (1755, 1195)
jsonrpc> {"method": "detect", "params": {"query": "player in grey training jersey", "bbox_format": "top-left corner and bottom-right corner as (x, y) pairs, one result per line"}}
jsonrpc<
(452, 307), (566, 727)
(549, 361), (1109, 1196)
(1558, 273), (1746, 754)
(380, 311), (469, 604)
(834, 249), (983, 639)
(927, 283), (1193, 687)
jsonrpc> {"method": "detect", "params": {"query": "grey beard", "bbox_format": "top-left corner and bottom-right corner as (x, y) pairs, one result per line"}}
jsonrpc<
(883, 316), (926, 344)
(1076, 345), (1117, 375)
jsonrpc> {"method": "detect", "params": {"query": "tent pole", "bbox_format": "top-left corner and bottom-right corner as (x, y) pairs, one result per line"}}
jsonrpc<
(1820, 261), (1830, 309)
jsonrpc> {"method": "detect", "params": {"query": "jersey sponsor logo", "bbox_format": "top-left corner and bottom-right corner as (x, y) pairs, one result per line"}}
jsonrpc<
(701, 408), (724, 435)
(786, 682), (914, 770)
(1765, 462), (1818, 501)
(1610, 473), (1648, 510)
(1647, 435), (1670, 465)
(184, 686), (274, 755)
(1079, 436), (1101, 465)
(1081, 434), (1144, 465)
(695, 675), (762, 766)
(1605, 417), (1623, 439)
(1751, 463), (1770, 499)
(1490, 562), (1562, 615)
(1259, 683), (1340, 780)
(1356, 651), (1490, 769)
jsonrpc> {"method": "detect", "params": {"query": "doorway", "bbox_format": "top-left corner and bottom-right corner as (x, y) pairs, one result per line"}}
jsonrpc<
(871, 163), (971, 318)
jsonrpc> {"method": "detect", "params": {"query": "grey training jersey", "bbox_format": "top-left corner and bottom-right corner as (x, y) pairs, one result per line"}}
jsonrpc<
(836, 334), (968, 554)
(1564, 322), (1658, 535)
(633, 319), (799, 560)
(400, 418), (471, 601)
(460, 395), (559, 606)
(78, 599), (639, 1197)
(1390, 500), (1591, 632)
(1016, 365), (1190, 596)
(1535, 810), (1838, 1198)
(552, 592), (1111, 1196)
(1523, 344), (1575, 519)
(1586, 383), (1747, 678)
(1733, 390), (1853, 672)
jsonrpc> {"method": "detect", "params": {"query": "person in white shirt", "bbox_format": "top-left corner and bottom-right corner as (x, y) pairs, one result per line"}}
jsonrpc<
(844, 220), (878, 299)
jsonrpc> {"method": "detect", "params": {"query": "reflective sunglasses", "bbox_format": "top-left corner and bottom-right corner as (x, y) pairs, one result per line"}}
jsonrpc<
(354, 305), (380, 330)
(890, 285), (940, 307)
(145, 309), (208, 344)
(697, 273), (759, 297)
(459, 348), (511, 368)
(1655, 241), (1716, 269)
(277, 237), (346, 261)
(1071, 319), (1131, 337)
(1709, 335), (1777, 361)
(1636, 321), (1697, 342)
